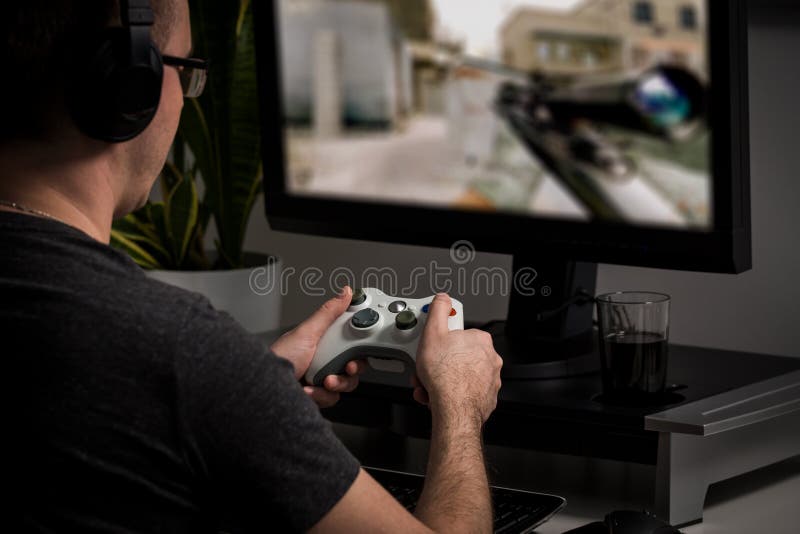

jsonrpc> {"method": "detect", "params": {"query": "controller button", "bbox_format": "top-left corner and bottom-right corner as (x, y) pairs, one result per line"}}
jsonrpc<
(350, 288), (367, 306)
(351, 308), (380, 328)
(395, 310), (418, 330)
(388, 300), (407, 313)
(420, 304), (456, 316)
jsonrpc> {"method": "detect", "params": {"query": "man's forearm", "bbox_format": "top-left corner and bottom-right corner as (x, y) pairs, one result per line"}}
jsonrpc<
(414, 402), (492, 533)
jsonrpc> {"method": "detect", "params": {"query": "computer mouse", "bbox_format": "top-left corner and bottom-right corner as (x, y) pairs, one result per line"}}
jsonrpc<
(604, 510), (682, 534)
(562, 511), (683, 534)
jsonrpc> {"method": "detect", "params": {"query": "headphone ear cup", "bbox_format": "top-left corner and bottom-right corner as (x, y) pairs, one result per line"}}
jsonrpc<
(67, 29), (163, 143)
(113, 41), (164, 140)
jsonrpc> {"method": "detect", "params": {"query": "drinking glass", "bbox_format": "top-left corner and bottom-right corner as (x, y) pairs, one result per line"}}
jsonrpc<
(596, 292), (671, 399)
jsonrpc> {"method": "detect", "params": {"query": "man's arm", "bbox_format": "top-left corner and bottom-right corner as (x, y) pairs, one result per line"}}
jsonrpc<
(309, 469), (433, 534)
(308, 414), (489, 534)
(412, 294), (500, 532)
(414, 402), (490, 531)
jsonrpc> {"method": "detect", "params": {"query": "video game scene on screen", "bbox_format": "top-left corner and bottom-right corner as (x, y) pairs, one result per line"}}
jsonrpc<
(279, 0), (711, 229)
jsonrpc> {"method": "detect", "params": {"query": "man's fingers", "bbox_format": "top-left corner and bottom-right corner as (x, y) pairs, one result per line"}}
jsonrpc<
(304, 386), (340, 409)
(297, 286), (352, 340)
(424, 293), (452, 336)
(314, 361), (366, 399)
(410, 372), (429, 406)
(345, 360), (368, 376)
(323, 374), (359, 393)
(412, 387), (430, 406)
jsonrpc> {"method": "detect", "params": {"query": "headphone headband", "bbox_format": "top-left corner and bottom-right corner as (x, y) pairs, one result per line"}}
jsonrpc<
(121, 0), (156, 27)
(121, 0), (156, 69)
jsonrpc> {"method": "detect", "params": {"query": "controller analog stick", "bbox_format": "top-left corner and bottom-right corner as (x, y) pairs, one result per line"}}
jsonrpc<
(351, 308), (380, 329)
(350, 288), (367, 306)
(395, 310), (418, 331)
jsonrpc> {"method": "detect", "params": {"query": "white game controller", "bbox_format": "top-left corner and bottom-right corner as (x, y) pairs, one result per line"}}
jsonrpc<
(305, 288), (464, 386)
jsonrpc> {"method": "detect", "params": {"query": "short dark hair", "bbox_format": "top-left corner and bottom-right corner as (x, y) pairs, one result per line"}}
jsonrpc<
(1, 0), (178, 143)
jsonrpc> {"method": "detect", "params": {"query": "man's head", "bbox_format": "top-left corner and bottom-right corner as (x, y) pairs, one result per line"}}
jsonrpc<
(1, 0), (191, 216)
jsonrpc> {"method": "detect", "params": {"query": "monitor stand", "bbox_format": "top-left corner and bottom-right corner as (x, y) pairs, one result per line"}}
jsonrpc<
(487, 254), (600, 379)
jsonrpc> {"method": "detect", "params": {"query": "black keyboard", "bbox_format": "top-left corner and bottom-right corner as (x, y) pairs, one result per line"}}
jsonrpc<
(366, 466), (566, 533)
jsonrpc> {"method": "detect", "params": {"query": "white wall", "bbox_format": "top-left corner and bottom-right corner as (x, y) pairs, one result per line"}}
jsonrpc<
(244, 8), (800, 358)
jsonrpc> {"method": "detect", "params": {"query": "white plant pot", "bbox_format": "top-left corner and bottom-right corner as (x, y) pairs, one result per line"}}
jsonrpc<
(147, 253), (282, 334)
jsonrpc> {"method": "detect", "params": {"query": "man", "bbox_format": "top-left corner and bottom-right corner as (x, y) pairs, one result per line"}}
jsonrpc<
(2, 1), (503, 532)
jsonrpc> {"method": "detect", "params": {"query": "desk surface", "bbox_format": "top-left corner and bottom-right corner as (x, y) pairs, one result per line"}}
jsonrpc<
(258, 329), (800, 532)
(535, 456), (800, 534)
(332, 424), (800, 534)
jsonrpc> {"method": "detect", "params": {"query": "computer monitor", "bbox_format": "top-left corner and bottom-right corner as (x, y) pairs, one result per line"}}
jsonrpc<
(254, 0), (751, 377)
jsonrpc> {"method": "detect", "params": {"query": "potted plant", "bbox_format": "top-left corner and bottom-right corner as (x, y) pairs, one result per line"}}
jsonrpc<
(111, 0), (281, 333)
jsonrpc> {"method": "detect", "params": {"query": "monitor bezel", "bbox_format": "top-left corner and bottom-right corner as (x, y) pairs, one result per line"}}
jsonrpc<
(254, 0), (751, 274)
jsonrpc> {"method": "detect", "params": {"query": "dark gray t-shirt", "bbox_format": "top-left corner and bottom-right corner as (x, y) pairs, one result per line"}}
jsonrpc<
(2, 212), (360, 533)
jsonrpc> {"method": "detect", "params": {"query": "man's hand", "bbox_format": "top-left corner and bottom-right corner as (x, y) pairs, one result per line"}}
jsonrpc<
(270, 286), (366, 408)
(303, 360), (366, 408)
(414, 293), (503, 425)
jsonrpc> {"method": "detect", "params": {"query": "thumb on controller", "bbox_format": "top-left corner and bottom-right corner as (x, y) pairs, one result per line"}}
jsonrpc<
(424, 293), (452, 336)
(298, 286), (353, 340)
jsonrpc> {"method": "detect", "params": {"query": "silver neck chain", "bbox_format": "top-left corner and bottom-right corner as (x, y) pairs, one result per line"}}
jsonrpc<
(0, 200), (67, 225)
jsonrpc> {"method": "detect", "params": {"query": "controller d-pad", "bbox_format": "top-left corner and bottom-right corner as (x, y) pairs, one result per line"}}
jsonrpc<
(351, 308), (380, 328)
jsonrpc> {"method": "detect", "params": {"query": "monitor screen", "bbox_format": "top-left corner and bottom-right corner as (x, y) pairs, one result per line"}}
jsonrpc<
(276, 0), (711, 230)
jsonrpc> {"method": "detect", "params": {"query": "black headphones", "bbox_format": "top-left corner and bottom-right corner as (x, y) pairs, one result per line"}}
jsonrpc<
(67, 0), (164, 143)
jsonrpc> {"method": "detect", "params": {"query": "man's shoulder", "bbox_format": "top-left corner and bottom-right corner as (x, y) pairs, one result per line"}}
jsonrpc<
(126, 274), (215, 321)
(1, 214), (271, 369)
(74, 269), (275, 386)
(130, 275), (269, 361)
(107, 271), (239, 345)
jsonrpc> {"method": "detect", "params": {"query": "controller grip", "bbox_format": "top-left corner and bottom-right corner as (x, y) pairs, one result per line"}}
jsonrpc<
(307, 346), (415, 386)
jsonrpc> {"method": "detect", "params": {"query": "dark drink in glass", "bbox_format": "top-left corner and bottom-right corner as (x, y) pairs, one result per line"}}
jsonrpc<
(596, 292), (670, 400)
(600, 332), (668, 396)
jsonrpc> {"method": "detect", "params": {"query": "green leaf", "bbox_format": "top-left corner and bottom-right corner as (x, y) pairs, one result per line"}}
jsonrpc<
(186, 221), (211, 270)
(113, 228), (172, 265)
(129, 203), (155, 226)
(189, 0), (239, 228)
(147, 203), (172, 256)
(159, 160), (183, 201)
(213, 238), (237, 269)
(178, 98), (214, 211)
(114, 214), (160, 243)
(112, 209), (174, 267)
(236, 0), (251, 35)
(110, 229), (162, 269)
(173, 138), (186, 177)
(164, 175), (200, 267)
(186, 0), (262, 269)
(219, 3), (262, 267)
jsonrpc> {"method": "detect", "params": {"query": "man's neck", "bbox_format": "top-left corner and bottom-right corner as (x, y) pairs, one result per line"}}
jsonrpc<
(0, 142), (119, 243)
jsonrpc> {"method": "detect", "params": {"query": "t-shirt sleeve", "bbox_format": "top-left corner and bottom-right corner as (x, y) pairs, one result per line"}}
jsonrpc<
(173, 297), (360, 532)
